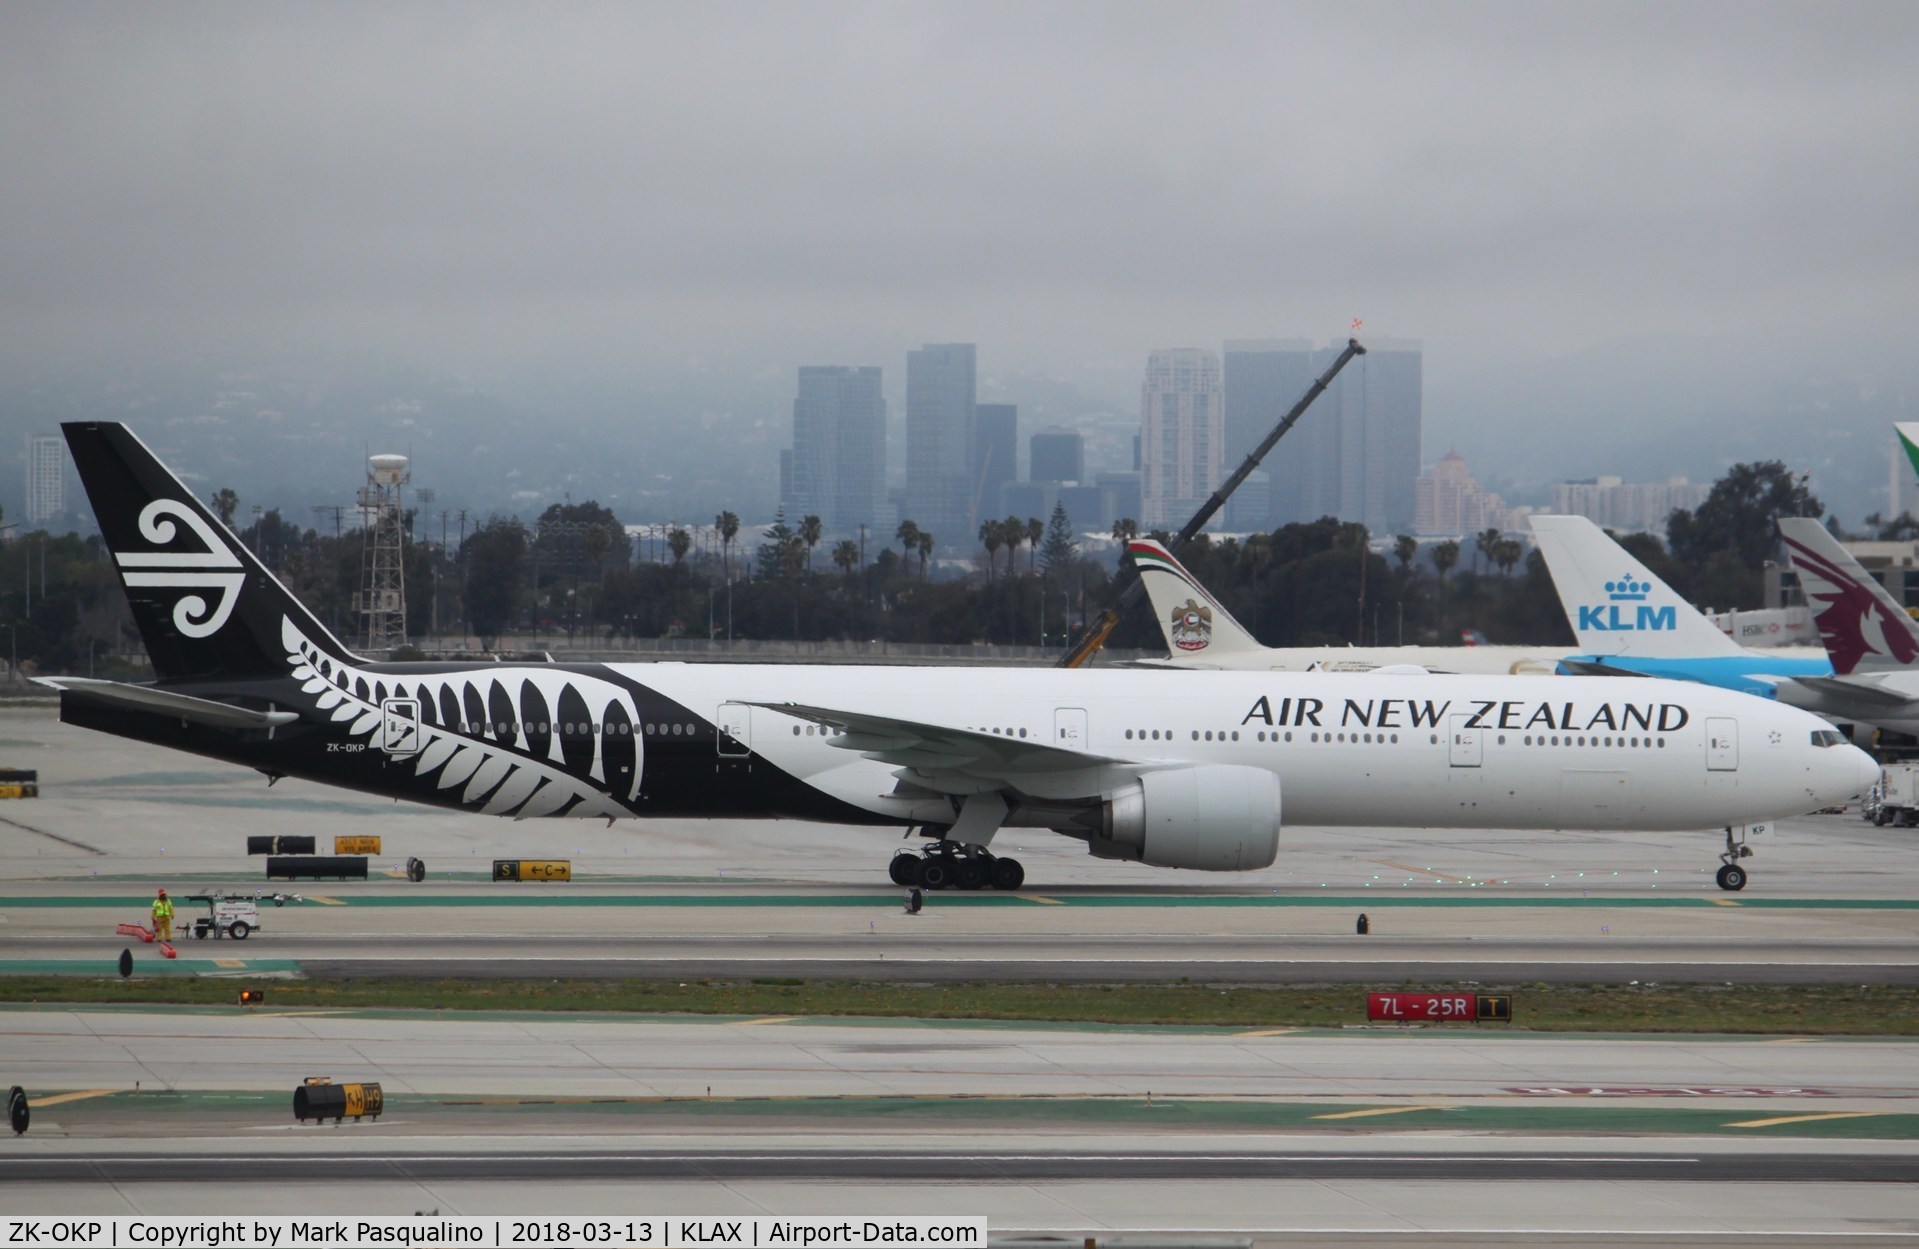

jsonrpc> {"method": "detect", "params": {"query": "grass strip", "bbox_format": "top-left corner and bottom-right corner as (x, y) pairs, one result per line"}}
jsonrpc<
(0, 976), (1915, 1035)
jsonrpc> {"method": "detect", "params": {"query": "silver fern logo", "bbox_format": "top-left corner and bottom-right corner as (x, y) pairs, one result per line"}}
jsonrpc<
(283, 618), (644, 819)
(115, 499), (246, 638)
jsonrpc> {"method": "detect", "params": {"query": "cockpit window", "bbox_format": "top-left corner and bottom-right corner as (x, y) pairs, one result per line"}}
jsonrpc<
(1810, 730), (1847, 748)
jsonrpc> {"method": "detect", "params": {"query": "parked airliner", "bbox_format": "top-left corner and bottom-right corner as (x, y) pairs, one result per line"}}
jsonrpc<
(47, 424), (1872, 892)
(1777, 516), (1919, 736)
(1127, 538), (1564, 674)
(1530, 514), (1829, 696)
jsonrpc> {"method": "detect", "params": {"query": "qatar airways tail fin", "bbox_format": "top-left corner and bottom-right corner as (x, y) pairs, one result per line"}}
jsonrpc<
(1127, 539), (1267, 663)
(1777, 517), (1919, 676)
(1528, 514), (1743, 659)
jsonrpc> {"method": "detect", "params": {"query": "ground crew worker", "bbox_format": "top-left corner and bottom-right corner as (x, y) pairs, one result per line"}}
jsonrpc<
(151, 888), (173, 941)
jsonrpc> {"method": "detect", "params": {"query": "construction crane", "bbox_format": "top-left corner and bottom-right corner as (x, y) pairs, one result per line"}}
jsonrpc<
(1057, 336), (1367, 668)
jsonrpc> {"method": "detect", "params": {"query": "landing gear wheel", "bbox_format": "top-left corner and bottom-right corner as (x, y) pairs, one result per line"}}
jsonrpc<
(955, 859), (987, 891)
(1715, 863), (1747, 892)
(990, 857), (1025, 891)
(228, 920), (251, 940)
(888, 852), (922, 886)
(919, 858), (952, 890)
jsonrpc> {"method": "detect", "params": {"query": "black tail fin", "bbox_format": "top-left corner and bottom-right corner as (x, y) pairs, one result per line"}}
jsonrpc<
(63, 422), (359, 683)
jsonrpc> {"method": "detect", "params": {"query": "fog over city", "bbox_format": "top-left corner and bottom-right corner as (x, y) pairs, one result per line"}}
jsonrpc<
(3, 1), (1917, 524)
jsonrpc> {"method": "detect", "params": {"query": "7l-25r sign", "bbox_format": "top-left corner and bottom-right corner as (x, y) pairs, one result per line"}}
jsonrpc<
(1367, 993), (1512, 1022)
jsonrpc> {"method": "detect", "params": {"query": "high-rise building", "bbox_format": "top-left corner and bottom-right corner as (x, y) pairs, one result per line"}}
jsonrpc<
(1223, 340), (1314, 529)
(1550, 474), (1709, 535)
(24, 435), (64, 526)
(905, 342), (977, 545)
(1415, 450), (1523, 535)
(787, 366), (886, 535)
(1029, 427), (1084, 483)
(973, 404), (1018, 522)
(1139, 349), (1224, 529)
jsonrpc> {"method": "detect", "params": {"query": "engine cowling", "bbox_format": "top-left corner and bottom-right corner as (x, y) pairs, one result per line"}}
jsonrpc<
(1090, 764), (1280, 871)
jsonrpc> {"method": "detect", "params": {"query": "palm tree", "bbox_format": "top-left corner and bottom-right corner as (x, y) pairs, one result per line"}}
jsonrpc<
(799, 514), (822, 573)
(715, 511), (740, 582)
(978, 519), (1003, 582)
(1493, 536), (1524, 578)
(668, 528), (690, 565)
(1474, 527), (1501, 576)
(831, 538), (860, 579)
(917, 531), (934, 582)
(1393, 534), (1418, 578)
(896, 519), (921, 571)
(1431, 538), (1460, 638)
(1024, 516), (1044, 575)
(210, 488), (240, 528)
(1111, 517), (1140, 545)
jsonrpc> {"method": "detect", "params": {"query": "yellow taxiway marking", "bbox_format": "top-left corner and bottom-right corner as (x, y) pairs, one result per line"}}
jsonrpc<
(1024, 895), (1065, 905)
(1312, 1105), (1454, 1120)
(1372, 859), (1469, 882)
(733, 1016), (799, 1027)
(1709, 898), (1743, 907)
(1726, 1111), (1882, 1129)
(31, 1090), (117, 1107)
(307, 896), (345, 906)
(212, 959), (246, 969)
(1765, 1037), (1819, 1044)
(1237, 1028), (1300, 1038)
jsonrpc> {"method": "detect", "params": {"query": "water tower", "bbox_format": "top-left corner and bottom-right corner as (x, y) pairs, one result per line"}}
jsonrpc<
(356, 454), (410, 652)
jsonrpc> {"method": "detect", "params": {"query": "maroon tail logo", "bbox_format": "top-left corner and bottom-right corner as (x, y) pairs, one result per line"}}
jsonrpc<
(1783, 534), (1919, 674)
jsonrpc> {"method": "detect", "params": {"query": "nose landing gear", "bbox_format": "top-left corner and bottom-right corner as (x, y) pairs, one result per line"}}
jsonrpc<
(1715, 824), (1754, 891)
(888, 842), (1024, 891)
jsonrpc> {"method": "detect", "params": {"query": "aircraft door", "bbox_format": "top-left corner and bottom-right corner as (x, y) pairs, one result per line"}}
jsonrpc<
(1447, 713), (1482, 767)
(716, 703), (752, 757)
(379, 698), (421, 757)
(1706, 717), (1738, 771)
(1055, 707), (1088, 750)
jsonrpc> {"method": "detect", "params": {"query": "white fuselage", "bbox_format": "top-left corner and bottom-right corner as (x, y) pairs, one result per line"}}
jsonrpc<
(624, 664), (1873, 833)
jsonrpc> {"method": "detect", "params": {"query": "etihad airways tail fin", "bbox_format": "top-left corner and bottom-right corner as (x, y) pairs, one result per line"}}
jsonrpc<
(1528, 514), (1744, 659)
(1127, 539), (1268, 663)
(1777, 517), (1919, 676)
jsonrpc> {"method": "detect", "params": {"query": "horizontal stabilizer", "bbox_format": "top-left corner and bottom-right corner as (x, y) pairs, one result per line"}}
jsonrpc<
(1789, 674), (1914, 706)
(36, 677), (299, 730)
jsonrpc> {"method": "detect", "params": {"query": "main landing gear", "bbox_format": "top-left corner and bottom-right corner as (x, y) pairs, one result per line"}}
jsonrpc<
(889, 843), (1024, 892)
(1716, 825), (1753, 891)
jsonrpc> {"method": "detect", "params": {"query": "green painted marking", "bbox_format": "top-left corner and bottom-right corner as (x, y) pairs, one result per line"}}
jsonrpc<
(0, 959), (303, 977)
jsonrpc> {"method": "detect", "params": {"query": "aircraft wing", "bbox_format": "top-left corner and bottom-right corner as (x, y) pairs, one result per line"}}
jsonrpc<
(36, 677), (300, 730)
(745, 700), (1136, 797)
(1555, 658), (1656, 678)
(1788, 675), (1915, 706)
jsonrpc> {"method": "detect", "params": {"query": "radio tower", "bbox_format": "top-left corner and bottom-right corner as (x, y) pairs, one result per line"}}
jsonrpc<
(356, 454), (410, 652)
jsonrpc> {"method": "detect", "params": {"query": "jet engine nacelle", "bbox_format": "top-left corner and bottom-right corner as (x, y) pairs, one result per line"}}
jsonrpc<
(1091, 764), (1280, 871)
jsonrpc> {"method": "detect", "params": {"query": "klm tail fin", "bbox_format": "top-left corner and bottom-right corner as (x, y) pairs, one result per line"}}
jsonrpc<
(1528, 514), (1743, 659)
(63, 422), (360, 683)
(1778, 516), (1919, 676)
(1127, 539), (1268, 663)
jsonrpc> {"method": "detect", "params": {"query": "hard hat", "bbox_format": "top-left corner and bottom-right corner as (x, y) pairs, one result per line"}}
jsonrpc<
(157, 888), (166, 897)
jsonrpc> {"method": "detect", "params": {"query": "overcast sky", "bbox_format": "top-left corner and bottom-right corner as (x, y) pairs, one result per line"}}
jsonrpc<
(4, 1), (1916, 378)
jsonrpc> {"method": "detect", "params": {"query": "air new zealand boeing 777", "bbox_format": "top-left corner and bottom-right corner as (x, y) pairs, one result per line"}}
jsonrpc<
(47, 423), (1875, 891)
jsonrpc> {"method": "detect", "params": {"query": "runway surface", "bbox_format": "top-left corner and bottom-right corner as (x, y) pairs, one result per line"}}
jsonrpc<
(7, 707), (1919, 1239)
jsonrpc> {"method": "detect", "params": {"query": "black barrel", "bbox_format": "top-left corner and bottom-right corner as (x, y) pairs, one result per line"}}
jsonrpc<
(248, 835), (317, 855)
(8, 1085), (26, 1135)
(267, 855), (367, 880)
(406, 857), (426, 883)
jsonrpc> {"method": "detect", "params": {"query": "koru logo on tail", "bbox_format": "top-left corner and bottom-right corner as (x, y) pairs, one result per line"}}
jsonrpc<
(114, 500), (245, 638)
(1170, 598), (1213, 651)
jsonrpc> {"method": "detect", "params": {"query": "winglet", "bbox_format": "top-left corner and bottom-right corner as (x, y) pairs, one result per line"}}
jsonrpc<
(1528, 515), (1743, 658)
(1126, 539), (1266, 662)
(1777, 517), (1919, 675)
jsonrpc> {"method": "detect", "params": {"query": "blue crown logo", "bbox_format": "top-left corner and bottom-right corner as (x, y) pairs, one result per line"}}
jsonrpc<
(1605, 576), (1649, 601)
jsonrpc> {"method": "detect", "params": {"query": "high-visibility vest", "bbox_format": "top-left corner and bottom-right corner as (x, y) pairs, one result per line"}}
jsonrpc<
(152, 897), (173, 920)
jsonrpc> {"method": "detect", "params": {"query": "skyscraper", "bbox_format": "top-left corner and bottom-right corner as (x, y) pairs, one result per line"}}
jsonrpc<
(1139, 349), (1224, 529)
(25, 435), (64, 527)
(1029, 427), (1084, 483)
(1261, 339), (1423, 536)
(1223, 339), (1315, 529)
(973, 403), (1018, 520)
(788, 366), (886, 535)
(904, 343), (976, 544)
